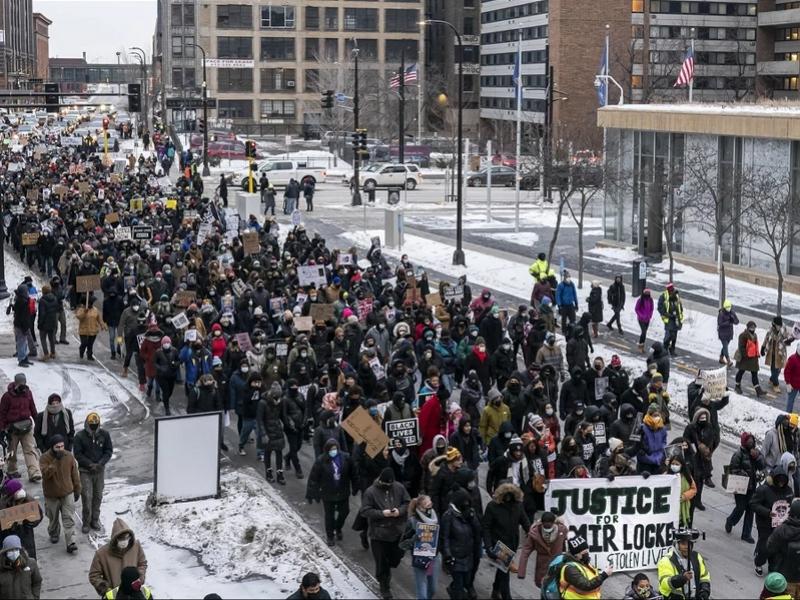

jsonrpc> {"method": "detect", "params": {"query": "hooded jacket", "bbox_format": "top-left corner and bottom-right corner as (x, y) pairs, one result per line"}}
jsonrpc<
(0, 544), (41, 600)
(481, 483), (530, 554)
(750, 466), (794, 530)
(0, 383), (37, 432)
(517, 520), (569, 585)
(73, 416), (113, 472)
(767, 513), (800, 582)
(38, 446), (80, 499)
(88, 518), (148, 596)
(359, 479), (411, 542)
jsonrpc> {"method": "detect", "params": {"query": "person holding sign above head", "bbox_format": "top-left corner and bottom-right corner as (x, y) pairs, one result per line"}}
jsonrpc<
(657, 528), (710, 600)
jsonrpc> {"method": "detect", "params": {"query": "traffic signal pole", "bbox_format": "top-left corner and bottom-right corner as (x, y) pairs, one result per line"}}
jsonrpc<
(351, 49), (362, 207)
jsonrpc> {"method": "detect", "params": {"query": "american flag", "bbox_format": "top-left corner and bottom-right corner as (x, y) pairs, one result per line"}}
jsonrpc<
(674, 47), (694, 88)
(390, 63), (418, 89)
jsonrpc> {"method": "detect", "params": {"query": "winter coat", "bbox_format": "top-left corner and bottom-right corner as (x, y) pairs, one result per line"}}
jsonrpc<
(0, 546), (41, 600)
(558, 378), (588, 420)
(566, 338), (590, 372)
(728, 446), (766, 495)
(38, 448), (81, 499)
(637, 423), (667, 471)
(634, 294), (654, 323)
(0, 383), (37, 432)
(464, 347), (492, 393)
(481, 483), (531, 553)
(88, 518), (148, 597)
(517, 521), (569, 586)
(36, 293), (59, 332)
(587, 287), (603, 322)
(154, 347), (180, 381)
(736, 329), (760, 372)
(607, 281), (626, 311)
(449, 420), (482, 471)
(555, 281), (578, 309)
(786, 353), (800, 390)
(257, 397), (286, 451)
(648, 343), (671, 383)
(717, 308), (739, 343)
(138, 330), (163, 380)
(766, 515), (800, 582)
(178, 346), (212, 386)
(750, 466), (794, 531)
(73, 417), (113, 472)
(479, 315), (504, 355)
(764, 324), (791, 369)
(480, 402), (511, 445)
(33, 407), (75, 452)
(187, 385), (223, 414)
(76, 306), (105, 336)
(306, 451), (356, 502)
(536, 343), (564, 377)
(359, 481), (411, 542)
(440, 506), (482, 572)
(418, 394), (444, 456)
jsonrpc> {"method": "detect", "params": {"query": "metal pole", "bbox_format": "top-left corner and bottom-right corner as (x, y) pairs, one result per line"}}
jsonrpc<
(132, 47), (147, 129)
(399, 49), (405, 164)
(689, 37), (695, 103)
(352, 47), (362, 206)
(417, 26), (424, 143)
(487, 139), (492, 222)
(190, 43), (210, 176)
(514, 31), (522, 234)
(455, 27), (465, 265)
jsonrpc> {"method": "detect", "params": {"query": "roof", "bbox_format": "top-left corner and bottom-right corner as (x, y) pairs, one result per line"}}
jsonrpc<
(597, 102), (800, 140)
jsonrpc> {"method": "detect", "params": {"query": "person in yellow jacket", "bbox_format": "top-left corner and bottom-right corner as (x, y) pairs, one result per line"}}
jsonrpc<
(657, 283), (683, 356)
(657, 529), (710, 600)
(529, 253), (555, 282)
(104, 566), (153, 599)
(558, 534), (613, 599)
(761, 572), (793, 600)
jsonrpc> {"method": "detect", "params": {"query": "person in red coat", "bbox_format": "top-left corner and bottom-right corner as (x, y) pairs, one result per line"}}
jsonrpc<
(138, 324), (164, 400)
(418, 386), (450, 456)
(784, 346), (800, 412)
(209, 323), (228, 359)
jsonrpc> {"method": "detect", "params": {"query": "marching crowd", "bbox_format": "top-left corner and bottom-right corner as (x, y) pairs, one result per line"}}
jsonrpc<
(0, 119), (798, 600)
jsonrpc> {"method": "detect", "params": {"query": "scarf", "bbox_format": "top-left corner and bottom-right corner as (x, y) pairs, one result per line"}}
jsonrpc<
(508, 454), (529, 487)
(331, 453), (342, 482)
(679, 474), (692, 526)
(392, 449), (409, 467)
(541, 524), (559, 545)
(415, 507), (438, 525)
(643, 413), (663, 430)
(41, 404), (65, 437)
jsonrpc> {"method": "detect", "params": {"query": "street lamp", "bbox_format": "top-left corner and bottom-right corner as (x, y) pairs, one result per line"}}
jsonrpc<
(188, 42), (210, 176)
(593, 75), (625, 105)
(131, 47), (148, 129)
(116, 51), (121, 97)
(128, 52), (144, 136)
(420, 19), (465, 266)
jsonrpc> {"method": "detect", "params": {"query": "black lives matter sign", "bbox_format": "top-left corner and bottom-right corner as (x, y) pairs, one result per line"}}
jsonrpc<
(384, 418), (420, 447)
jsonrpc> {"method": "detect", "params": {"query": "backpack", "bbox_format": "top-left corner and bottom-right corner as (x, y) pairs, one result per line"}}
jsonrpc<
(745, 338), (758, 359)
(540, 553), (570, 600)
(786, 540), (800, 582)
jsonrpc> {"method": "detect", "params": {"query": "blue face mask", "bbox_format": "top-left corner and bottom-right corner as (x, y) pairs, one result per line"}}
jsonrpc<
(369, 408), (378, 416)
(328, 449), (338, 458)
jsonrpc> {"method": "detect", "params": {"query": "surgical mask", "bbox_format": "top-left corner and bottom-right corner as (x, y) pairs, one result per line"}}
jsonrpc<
(163, 343), (171, 350)
(369, 408), (378, 416)
(6, 550), (19, 562)
(504, 432), (512, 439)
(241, 366), (250, 373)
(117, 536), (131, 549)
(300, 351), (308, 358)
(670, 464), (681, 473)
(13, 489), (25, 500)
(328, 449), (338, 458)
(545, 408), (554, 416)
(478, 345), (486, 353)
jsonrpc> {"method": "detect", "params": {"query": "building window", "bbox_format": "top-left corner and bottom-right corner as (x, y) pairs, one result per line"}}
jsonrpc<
(718, 136), (743, 264)
(324, 38), (338, 61)
(218, 37), (253, 58)
(305, 38), (319, 61)
(463, 17), (475, 35)
(632, 0), (644, 11)
(385, 40), (418, 62)
(304, 68), (318, 92)
(305, 6), (319, 29)
(171, 67), (183, 88)
(385, 9), (419, 33)
(324, 7), (338, 30)
(218, 99), (253, 119)
(343, 8), (378, 31)
(217, 5), (253, 29)
(218, 68), (253, 92)
(260, 38), (295, 61)
(172, 35), (184, 57)
(789, 141), (800, 274)
(261, 68), (296, 92)
(260, 99), (296, 118)
(261, 5), (296, 29)
(346, 39), (378, 61)
(171, 4), (195, 26)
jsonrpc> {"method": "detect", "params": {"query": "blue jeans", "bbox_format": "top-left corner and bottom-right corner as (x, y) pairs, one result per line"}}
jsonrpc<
(238, 417), (259, 452)
(770, 366), (781, 387)
(720, 340), (730, 361)
(107, 326), (120, 356)
(413, 555), (440, 600)
(788, 388), (799, 412)
(14, 327), (28, 363)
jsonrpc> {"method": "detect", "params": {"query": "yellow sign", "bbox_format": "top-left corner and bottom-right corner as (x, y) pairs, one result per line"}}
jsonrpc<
(130, 198), (144, 211)
(165, 198), (177, 210)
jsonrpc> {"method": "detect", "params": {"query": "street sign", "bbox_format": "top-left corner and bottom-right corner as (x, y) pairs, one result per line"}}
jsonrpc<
(335, 92), (346, 103)
(166, 97), (218, 109)
(132, 225), (152, 241)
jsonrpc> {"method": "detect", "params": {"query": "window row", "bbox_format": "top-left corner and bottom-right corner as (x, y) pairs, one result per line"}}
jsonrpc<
(480, 74), (547, 87)
(215, 4), (418, 32)
(481, 49), (547, 66)
(216, 36), (418, 61)
(479, 96), (546, 112)
(481, 25), (548, 45)
(633, 0), (756, 15)
(217, 99), (297, 120)
(648, 50), (755, 65)
(481, 1), (548, 23)
(632, 74), (752, 89)
(649, 25), (756, 40)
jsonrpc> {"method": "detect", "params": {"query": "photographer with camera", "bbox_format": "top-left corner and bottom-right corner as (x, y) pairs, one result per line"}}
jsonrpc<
(657, 528), (710, 600)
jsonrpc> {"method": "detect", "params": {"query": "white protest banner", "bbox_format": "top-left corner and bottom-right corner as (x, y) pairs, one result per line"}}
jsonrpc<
(115, 226), (132, 242)
(699, 366), (727, 401)
(544, 474), (680, 572)
(298, 265), (327, 289)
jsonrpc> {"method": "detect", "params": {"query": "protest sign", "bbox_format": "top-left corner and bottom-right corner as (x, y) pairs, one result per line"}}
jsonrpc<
(78, 182), (91, 194)
(231, 279), (248, 297)
(700, 366), (727, 401)
(443, 285), (464, 301)
(269, 297), (284, 313)
(723, 473), (749, 495)
(298, 265), (327, 289)
(295, 316), (313, 332)
(341, 406), (389, 458)
(169, 312), (190, 330)
(105, 211), (119, 224)
(357, 298), (373, 323)
(404, 287), (422, 306)
(384, 418), (420, 447)
(337, 253), (354, 267)
(76, 274), (102, 293)
(273, 341), (289, 357)
(594, 377), (609, 401)
(9, 205), (23, 215)
(773, 499), (791, 528)
(132, 226), (153, 241)
(165, 198), (178, 210)
(369, 356), (385, 381)
(413, 523), (439, 558)
(544, 474), (680, 572)
(129, 198), (143, 211)
(310, 303), (335, 323)
(235, 332), (252, 352)
(593, 422), (607, 446)
(0, 502), (41, 530)
(291, 209), (302, 226)
(489, 541), (515, 573)
(242, 232), (260, 256)
(115, 226), (132, 241)
(426, 293), (442, 306)
(22, 233), (39, 246)
(26, 189), (38, 201)
(184, 329), (198, 342)
(175, 290), (197, 308)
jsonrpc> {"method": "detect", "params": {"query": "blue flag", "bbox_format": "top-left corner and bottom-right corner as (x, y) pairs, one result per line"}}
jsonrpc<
(596, 43), (608, 106)
(513, 42), (523, 109)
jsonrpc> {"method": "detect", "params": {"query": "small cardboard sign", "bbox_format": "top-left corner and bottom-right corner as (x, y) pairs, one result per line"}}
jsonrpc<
(443, 285), (464, 301)
(337, 253), (354, 267)
(175, 290), (197, 308)
(341, 406), (390, 459)
(235, 332), (253, 352)
(242, 232), (260, 256)
(26, 189), (38, 201)
(404, 287), (422, 306)
(295, 316), (313, 332)
(310, 303), (335, 323)
(184, 329), (198, 342)
(0, 501), (41, 530)
(22, 233), (39, 246)
(76, 274), (102, 293)
(78, 182), (91, 194)
(724, 473), (750, 495)
(700, 366), (727, 401)
(169, 312), (190, 329)
(105, 211), (120, 224)
(425, 293), (442, 306)
(298, 265), (327, 289)
(384, 417), (420, 447)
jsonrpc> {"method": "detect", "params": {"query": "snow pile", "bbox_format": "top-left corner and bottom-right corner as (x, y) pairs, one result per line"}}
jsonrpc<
(104, 471), (374, 599)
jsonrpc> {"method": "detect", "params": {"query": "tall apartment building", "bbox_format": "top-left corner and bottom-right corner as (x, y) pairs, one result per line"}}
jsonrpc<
(32, 13), (51, 84)
(0, 0), (37, 89)
(155, 0), (423, 137)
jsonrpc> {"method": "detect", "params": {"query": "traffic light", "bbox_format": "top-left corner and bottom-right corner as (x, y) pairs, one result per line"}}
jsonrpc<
(351, 132), (360, 154)
(128, 83), (141, 113)
(358, 129), (368, 156)
(321, 90), (334, 110)
(44, 83), (59, 112)
(198, 118), (205, 134)
(245, 140), (257, 158)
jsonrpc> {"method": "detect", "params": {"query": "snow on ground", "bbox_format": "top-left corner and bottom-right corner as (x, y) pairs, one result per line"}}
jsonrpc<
(474, 231), (541, 247)
(406, 205), (603, 231)
(588, 245), (800, 320)
(103, 471), (375, 600)
(0, 252), (36, 335)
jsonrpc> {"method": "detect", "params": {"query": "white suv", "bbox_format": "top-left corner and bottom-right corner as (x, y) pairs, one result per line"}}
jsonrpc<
(358, 163), (421, 191)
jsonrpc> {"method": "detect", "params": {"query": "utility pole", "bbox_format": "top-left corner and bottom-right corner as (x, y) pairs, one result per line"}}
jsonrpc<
(351, 46), (362, 206)
(189, 42), (210, 176)
(399, 49), (405, 164)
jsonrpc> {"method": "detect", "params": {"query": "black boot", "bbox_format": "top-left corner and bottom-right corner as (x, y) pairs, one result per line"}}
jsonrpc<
(265, 468), (274, 483)
(277, 470), (286, 485)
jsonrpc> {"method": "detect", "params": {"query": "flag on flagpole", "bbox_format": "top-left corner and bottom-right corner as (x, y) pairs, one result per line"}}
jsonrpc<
(390, 63), (418, 89)
(512, 40), (523, 108)
(674, 47), (695, 87)
(596, 43), (608, 106)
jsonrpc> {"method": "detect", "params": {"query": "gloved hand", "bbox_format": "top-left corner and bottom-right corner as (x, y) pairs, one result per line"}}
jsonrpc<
(73, 491), (80, 502)
(607, 475), (615, 482)
(485, 548), (497, 560)
(444, 556), (455, 570)
(641, 470), (650, 479)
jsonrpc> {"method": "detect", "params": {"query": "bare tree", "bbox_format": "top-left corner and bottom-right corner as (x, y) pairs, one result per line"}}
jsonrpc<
(739, 168), (797, 314)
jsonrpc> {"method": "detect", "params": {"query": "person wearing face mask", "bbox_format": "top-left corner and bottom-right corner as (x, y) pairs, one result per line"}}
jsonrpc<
(725, 432), (763, 544)
(306, 438), (358, 547)
(517, 511), (568, 588)
(0, 373), (41, 483)
(0, 479), (43, 560)
(667, 454), (697, 528)
(469, 288), (496, 326)
(751, 464), (794, 576)
(556, 270), (579, 333)
(637, 404), (667, 475)
(38, 435), (80, 554)
(735, 321), (766, 397)
(449, 416), (483, 472)
(257, 382), (288, 485)
(0, 534), (41, 600)
(480, 389), (511, 447)
(559, 534), (613, 599)
(72, 412), (113, 534)
(398, 494), (441, 600)
(622, 573), (658, 600)
(286, 571), (333, 600)
(482, 482), (530, 600)
(657, 528), (710, 600)
(33, 393), (74, 453)
(763, 316), (792, 394)
(489, 338), (516, 393)
(89, 518), (148, 598)
(536, 334), (566, 383)
(154, 336), (180, 416)
(478, 305), (504, 355)
(441, 488), (482, 600)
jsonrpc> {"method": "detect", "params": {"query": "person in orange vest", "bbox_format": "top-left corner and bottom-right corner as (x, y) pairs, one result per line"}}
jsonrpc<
(558, 534), (613, 599)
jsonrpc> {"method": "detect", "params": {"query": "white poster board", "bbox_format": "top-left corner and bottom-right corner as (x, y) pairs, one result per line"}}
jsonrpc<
(544, 474), (680, 572)
(298, 265), (328, 288)
(154, 412), (221, 502)
(699, 366), (727, 401)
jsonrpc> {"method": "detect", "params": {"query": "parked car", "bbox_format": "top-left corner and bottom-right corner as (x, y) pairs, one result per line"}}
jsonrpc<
(235, 159), (324, 189)
(467, 166), (516, 187)
(355, 163), (421, 191)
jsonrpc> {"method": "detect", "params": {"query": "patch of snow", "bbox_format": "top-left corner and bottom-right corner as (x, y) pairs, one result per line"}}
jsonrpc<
(102, 471), (375, 600)
(601, 102), (800, 117)
(474, 231), (541, 246)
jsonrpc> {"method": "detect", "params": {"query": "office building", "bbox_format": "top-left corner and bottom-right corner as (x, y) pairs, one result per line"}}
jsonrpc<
(32, 12), (51, 84)
(0, 0), (36, 89)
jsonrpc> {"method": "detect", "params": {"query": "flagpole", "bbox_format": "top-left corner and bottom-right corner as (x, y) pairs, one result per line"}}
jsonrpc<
(689, 38), (694, 103)
(514, 30), (522, 234)
(399, 49), (405, 164)
(418, 24), (425, 143)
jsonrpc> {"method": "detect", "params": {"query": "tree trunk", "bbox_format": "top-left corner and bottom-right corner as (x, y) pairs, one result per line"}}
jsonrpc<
(776, 259), (784, 317)
(578, 222), (584, 289)
(548, 195), (566, 275)
(665, 234), (675, 281)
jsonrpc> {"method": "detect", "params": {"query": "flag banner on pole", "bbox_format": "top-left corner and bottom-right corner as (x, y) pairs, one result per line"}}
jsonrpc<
(513, 42), (523, 108)
(596, 43), (608, 106)
(674, 47), (695, 87)
(390, 64), (418, 89)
